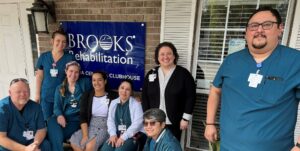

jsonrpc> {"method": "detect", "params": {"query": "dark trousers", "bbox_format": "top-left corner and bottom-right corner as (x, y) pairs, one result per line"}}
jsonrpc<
(166, 124), (181, 141)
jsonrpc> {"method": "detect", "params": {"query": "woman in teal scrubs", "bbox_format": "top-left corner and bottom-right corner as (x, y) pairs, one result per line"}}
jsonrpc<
(47, 61), (91, 151)
(35, 29), (74, 120)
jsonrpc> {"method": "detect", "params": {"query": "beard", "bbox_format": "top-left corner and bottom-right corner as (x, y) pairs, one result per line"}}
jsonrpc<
(252, 34), (267, 49)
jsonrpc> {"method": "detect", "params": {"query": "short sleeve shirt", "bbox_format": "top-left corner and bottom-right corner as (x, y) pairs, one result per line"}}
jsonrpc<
(0, 97), (45, 146)
(36, 51), (74, 102)
(213, 45), (300, 151)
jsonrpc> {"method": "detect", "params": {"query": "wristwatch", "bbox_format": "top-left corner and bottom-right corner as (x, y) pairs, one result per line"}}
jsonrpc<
(182, 118), (189, 122)
(296, 142), (300, 148)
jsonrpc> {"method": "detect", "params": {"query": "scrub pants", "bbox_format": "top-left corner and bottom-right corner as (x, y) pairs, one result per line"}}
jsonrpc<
(100, 138), (137, 151)
(47, 116), (80, 151)
(41, 100), (54, 120)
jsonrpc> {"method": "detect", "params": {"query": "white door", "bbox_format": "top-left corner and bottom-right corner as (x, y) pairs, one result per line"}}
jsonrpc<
(0, 4), (28, 98)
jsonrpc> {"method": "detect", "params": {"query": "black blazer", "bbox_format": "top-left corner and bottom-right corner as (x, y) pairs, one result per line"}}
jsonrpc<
(142, 65), (196, 127)
(79, 89), (118, 126)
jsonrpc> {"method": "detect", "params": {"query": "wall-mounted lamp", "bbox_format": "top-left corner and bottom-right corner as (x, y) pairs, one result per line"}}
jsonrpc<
(27, 0), (56, 33)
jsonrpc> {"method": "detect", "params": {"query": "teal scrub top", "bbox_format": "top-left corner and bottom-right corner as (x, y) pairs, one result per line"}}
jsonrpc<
(114, 100), (132, 137)
(53, 78), (91, 121)
(0, 97), (45, 150)
(213, 45), (300, 151)
(36, 51), (74, 102)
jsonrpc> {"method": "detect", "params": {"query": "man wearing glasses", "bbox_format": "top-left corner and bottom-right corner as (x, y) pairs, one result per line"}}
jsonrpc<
(143, 108), (181, 151)
(0, 79), (51, 151)
(205, 6), (300, 151)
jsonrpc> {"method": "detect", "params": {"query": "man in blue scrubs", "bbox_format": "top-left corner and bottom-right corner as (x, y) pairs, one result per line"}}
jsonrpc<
(205, 7), (300, 151)
(0, 78), (50, 151)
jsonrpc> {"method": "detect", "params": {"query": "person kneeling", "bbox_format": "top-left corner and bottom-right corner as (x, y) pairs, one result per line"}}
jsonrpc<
(143, 108), (182, 151)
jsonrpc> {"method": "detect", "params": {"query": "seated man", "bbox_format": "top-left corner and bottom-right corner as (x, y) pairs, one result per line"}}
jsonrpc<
(143, 108), (182, 151)
(0, 78), (51, 151)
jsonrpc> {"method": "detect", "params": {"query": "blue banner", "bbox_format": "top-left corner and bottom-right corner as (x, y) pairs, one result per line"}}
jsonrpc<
(61, 22), (146, 91)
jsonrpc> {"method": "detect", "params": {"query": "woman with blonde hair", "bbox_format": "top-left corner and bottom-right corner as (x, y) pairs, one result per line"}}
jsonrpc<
(47, 61), (91, 151)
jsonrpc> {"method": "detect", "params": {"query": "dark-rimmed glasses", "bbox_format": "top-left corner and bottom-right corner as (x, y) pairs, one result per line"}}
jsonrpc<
(143, 121), (157, 127)
(247, 21), (278, 31)
(10, 78), (29, 86)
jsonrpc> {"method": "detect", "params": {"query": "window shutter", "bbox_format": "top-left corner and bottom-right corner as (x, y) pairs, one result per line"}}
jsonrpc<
(289, 0), (300, 143)
(161, 0), (197, 70)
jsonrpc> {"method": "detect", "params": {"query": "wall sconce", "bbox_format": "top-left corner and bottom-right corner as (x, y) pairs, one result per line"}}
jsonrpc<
(27, 0), (56, 33)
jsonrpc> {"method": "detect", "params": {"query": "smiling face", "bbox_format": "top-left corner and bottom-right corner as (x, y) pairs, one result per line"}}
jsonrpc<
(92, 73), (106, 92)
(158, 46), (176, 68)
(143, 119), (165, 140)
(245, 11), (283, 54)
(51, 33), (67, 52)
(65, 65), (80, 83)
(9, 81), (30, 110)
(118, 81), (132, 102)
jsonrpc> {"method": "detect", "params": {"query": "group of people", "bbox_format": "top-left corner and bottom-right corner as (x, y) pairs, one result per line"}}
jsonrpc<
(1, 6), (300, 151)
(0, 27), (194, 151)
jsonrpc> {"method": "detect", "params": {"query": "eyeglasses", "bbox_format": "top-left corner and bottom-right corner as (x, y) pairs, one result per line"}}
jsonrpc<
(247, 21), (278, 31)
(10, 78), (29, 86)
(143, 121), (157, 127)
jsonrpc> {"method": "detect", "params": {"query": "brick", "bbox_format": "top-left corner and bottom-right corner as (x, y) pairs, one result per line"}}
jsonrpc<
(147, 27), (160, 33)
(135, 8), (155, 14)
(55, 3), (66, 9)
(111, 15), (127, 21)
(111, 2), (126, 8)
(75, 9), (89, 14)
(126, 1), (143, 7)
(96, 15), (111, 20)
(144, 1), (161, 7)
(125, 8), (136, 14)
(126, 15), (144, 21)
(60, 9), (75, 14)
(145, 15), (160, 21)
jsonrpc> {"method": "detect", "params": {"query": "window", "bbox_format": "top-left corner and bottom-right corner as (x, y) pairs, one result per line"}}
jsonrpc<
(188, 0), (293, 150)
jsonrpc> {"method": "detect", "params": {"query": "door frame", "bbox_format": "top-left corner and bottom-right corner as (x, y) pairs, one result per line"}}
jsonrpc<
(0, 0), (35, 99)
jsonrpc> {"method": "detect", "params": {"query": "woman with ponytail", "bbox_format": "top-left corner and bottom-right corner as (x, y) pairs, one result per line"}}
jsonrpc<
(47, 61), (91, 151)
(35, 28), (75, 120)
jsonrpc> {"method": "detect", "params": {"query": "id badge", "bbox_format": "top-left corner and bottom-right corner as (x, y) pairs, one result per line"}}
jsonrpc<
(248, 73), (263, 88)
(50, 68), (58, 77)
(149, 74), (156, 82)
(118, 125), (127, 131)
(70, 99), (78, 108)
(23, 130), (34, 140)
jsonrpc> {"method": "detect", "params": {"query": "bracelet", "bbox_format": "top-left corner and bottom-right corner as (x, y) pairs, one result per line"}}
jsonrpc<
(296, 142), (300, 148)
(206, 123), (216, 125)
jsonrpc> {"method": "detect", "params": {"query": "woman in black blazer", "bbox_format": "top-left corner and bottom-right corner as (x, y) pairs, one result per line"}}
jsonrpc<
(142, 42), (196, 140)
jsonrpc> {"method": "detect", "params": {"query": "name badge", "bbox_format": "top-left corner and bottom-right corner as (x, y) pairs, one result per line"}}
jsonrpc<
(248, 73), (263, 88)
(118, 125), (127, 131)
(70, 99), (78, 108)
(23, 130), (34, 140)
(149, 74), (156, 82)
(50, 68), (58, 77)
